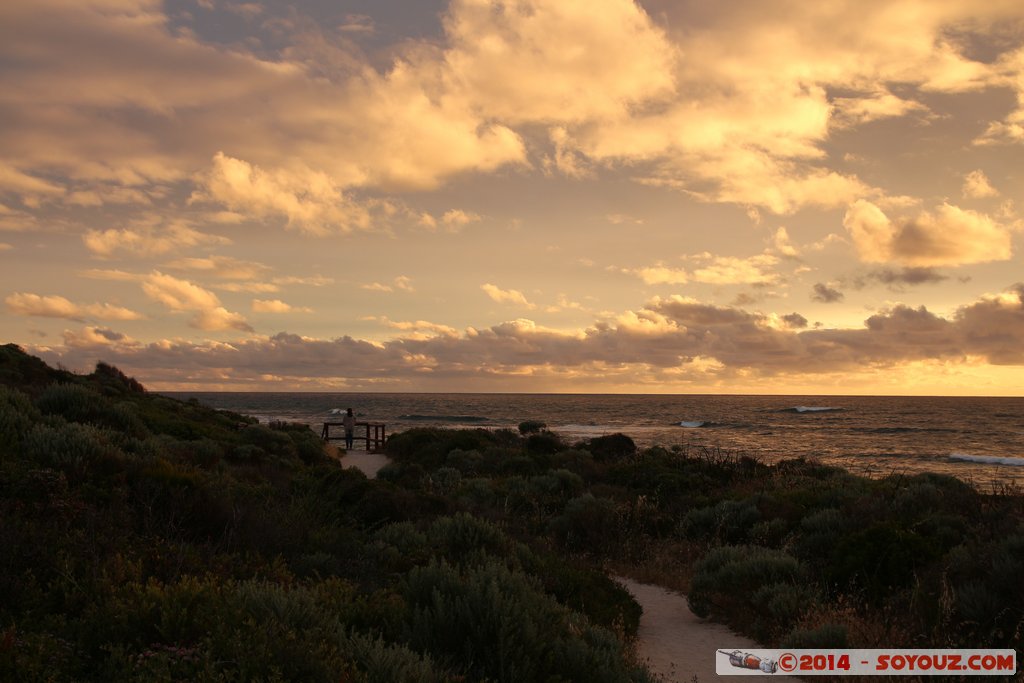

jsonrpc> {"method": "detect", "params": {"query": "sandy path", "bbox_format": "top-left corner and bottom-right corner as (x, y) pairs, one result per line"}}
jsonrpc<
(617, 578), (799, 682)
(325, 443), (392, 478)
(323, 443), (793, 681)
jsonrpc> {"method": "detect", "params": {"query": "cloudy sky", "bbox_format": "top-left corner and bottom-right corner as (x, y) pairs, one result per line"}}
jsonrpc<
(3, 0), (1024, 394)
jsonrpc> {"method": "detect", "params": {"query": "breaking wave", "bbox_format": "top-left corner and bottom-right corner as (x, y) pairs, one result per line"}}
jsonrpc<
(949, 453), (1024, 467)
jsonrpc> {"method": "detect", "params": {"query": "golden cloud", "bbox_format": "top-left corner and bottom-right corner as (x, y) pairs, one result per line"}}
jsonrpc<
(843, 199), (1012, 266)
(5, 292), (143, 321)
(481, 283), (535, 308)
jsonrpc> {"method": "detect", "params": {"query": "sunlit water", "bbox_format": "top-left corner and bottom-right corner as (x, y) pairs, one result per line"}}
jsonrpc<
(164, 392), (1024, 488)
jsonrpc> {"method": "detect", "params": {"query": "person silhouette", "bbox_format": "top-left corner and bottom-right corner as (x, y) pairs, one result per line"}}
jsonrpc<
(342, 407), (356, 450)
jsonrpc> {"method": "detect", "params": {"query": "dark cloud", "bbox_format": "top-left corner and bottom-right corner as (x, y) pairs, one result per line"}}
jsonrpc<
(34, 287), (1024, 388)
(782, 313), (808, 329)
(851, 266), (949, 291)
(811, 283), (844, 303)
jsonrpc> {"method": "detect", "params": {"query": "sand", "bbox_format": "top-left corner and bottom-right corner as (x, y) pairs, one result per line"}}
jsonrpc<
(325, 443), (392, 478)
(323, 442), (795, 682)
(617, 577), (800, 682)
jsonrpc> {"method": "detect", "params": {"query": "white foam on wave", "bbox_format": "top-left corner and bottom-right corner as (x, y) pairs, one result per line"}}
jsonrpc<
(793, 406), (841, 413)
(949, 453), (1024, 467)
(679, 421), (706, 428)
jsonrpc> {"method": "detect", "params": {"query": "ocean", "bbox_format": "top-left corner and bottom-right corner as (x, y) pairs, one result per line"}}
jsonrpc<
(164, 392), (1024, 487)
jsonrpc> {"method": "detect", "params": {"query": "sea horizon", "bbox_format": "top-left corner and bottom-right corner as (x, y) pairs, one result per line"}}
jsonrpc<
(166, 391), (1024, 488)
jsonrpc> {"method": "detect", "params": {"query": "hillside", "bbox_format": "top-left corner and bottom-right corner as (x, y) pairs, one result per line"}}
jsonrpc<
(0, 345), (650, 682)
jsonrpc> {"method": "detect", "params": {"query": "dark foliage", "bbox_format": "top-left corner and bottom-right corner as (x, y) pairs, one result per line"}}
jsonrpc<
(0, 347), (654, 682)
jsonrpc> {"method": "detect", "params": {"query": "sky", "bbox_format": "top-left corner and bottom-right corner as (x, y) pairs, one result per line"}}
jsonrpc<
(2, 0), (1024, 394)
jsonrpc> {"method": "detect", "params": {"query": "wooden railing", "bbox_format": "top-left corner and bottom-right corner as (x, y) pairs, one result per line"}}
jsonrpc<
(321, 421), (386, 451)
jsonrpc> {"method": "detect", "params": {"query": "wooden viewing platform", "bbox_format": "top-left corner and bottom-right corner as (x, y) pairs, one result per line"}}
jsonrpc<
(321, 421), (386, 451)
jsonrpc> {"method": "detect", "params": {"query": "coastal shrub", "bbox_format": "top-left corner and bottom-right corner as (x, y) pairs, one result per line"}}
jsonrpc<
(682, 499), (761, 544)
(549, 494), (620, 553)
(146, 434), (222, 468)
(525, 431), (563, 455)
(0, 385), (37, 455)
(536, 562), (643, 638)
(518, 420), (546, 435)
(913, 512), (968, 553)
(783, 623), (848, 649)
(426, 513), (507, 566)
(748, 582), (819, 639)
(401, 560), (650, 683)
(0, 342), (70, 389)
(228, 443), (269, 463)
(352, 483), (450, 527)
(750, 518), (790, 547)
(893, 480), (945, 518)
(386, 428), (510, 468)
(444, 448), (483, 474)
(501, 453), (542, 476)
(35, 382), (101, 417)
(526, 472), (567, 499)
(791, 508), (850, 563)
(291, 551), (344, 578)
(954, 580), (1004, 632)
(22, 420), (121, 472)
(429, 467), (462, 495)
(455, 477), (495, 508)
(581, 433), (636, 462)
(827, 523), (940, 603)
(36, 383), (149, 438)
(374, 522), (429, 558)
(378, 461), (428, 489)
(339, 629), (449, 683)
(240, 423), (297, 460)
(946, 530), (1024, 643)
(549, 448), (596, 477)
(552, 468), (585, 495)
(90, 360), (146, 395)
(273, 422), (329, 464)
(688, 545), (802, 619)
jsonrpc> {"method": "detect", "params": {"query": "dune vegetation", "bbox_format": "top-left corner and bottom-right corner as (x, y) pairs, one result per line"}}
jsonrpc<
(1, 343), (1021, 681)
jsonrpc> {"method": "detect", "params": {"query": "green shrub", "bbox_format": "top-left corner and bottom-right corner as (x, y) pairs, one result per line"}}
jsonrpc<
(525, 432), (563, 455)
(240, 424), (297, 460)
(22, 420), (121, 471)
(429, 467), (462, 495)
(35, 383), (148, 437)
(444, 448), (483, 475)
(580, 433), (636, 462)
(426, 513), (507, 565)
(750, 518), (790, 547)
(791, 508), (850, 562)
(683, 499), (761, 543)
(748, 582), (819, 639)
(338, 629), (450, 682)
(374, 522), (429, 558)
(549, 494), (620, 553)
(688, 545), (803, 619)
(0, 385), (38, 455)
(386, 428), (514, 468)
(783, 623), (848, 648)
(518, 420), (546, 435)
(827, 523), (940, 603)
(378, 461), (428, 489)
(455, 477), (495, 508)
(401, 560), (650, 683)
